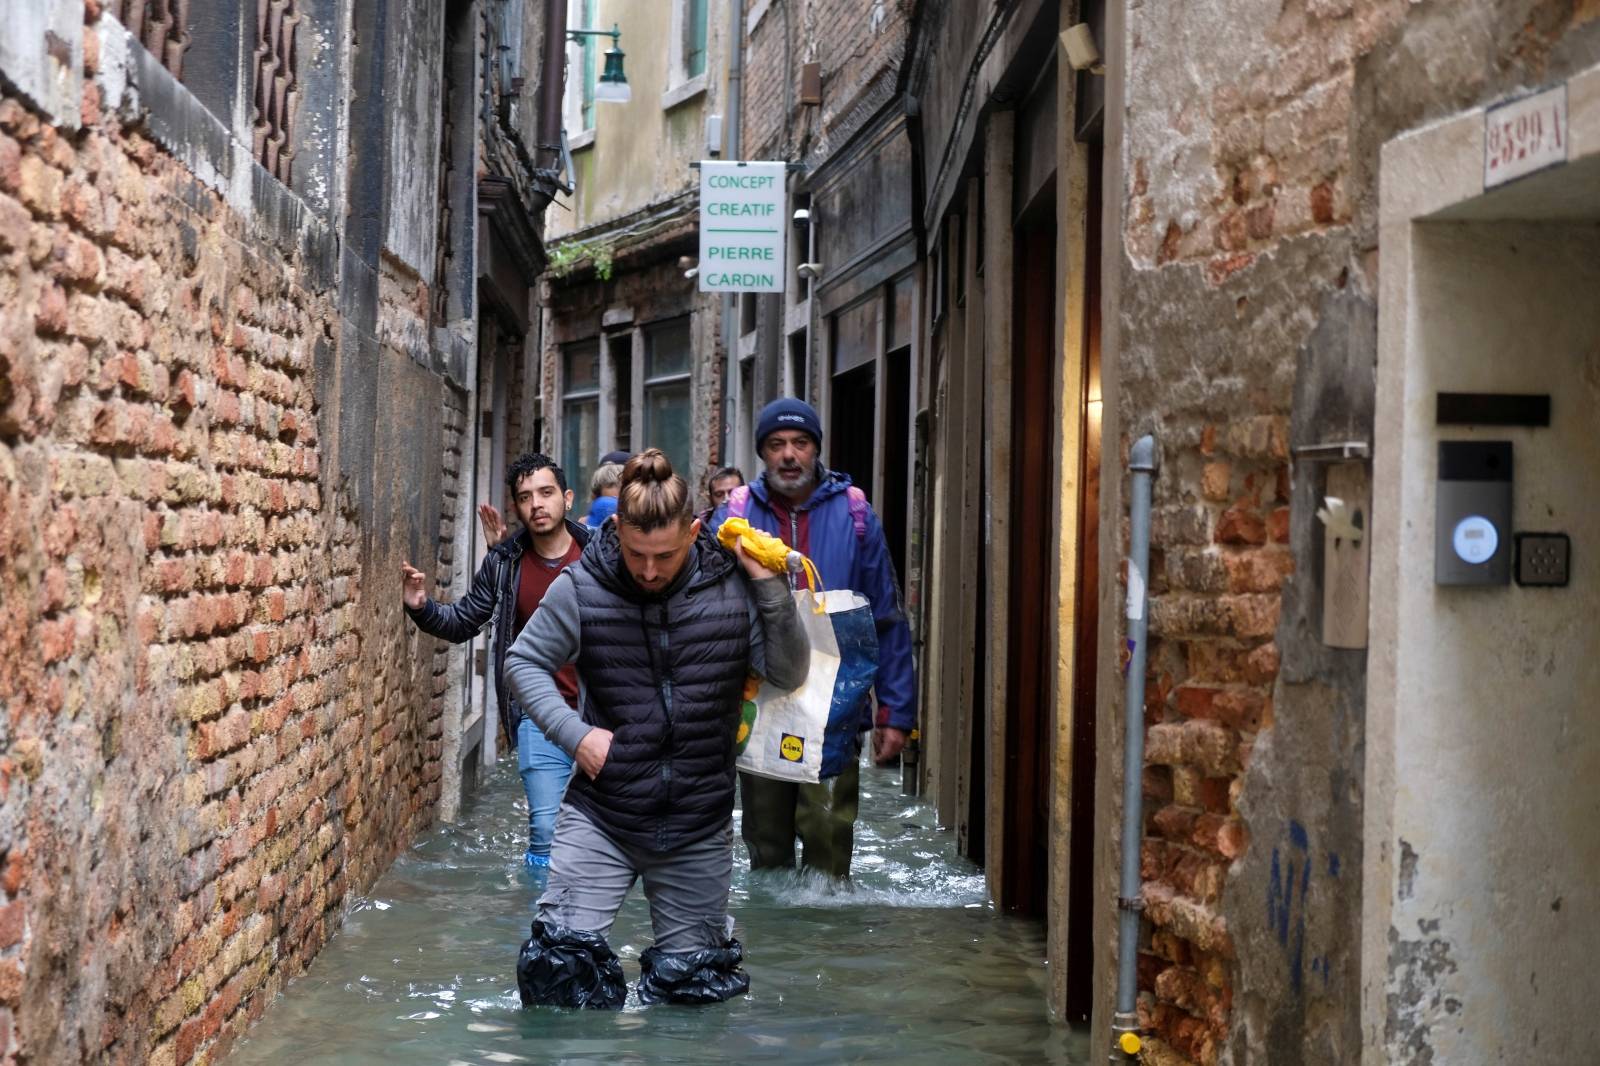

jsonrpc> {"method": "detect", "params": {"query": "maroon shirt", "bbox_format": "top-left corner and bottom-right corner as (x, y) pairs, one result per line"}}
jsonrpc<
(515, 538), (583, 707)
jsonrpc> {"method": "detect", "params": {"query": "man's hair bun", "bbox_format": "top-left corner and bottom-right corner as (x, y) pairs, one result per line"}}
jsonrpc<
(617, 449), (693, 532)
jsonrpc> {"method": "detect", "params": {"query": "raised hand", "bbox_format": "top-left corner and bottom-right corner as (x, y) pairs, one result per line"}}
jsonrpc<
(400, 561), (428, 610)
(478, 503), (508, 549)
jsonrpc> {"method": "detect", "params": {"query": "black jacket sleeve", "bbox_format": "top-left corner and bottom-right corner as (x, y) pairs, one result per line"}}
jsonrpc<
(405, 552), (503, 643)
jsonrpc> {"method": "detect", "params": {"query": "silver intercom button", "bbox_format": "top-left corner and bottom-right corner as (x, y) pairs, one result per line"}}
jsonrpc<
(1452, 515), (1499, 565)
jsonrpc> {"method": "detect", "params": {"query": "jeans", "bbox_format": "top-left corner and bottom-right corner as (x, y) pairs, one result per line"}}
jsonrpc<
(517, 716), (575, 864)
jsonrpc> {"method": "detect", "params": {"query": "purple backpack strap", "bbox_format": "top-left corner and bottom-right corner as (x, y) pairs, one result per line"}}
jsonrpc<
(727, 484), (752, 519)
(846, 486), (868, 540)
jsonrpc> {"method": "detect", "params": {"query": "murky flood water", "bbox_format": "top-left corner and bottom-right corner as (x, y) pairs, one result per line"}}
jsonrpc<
(234, 759), (1088, 1065)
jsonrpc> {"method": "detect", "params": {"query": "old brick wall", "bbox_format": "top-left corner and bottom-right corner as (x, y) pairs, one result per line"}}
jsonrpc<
(742, 0), (909, 162)
(0, 19), (446, 1066)
(1114, 1), (1600, 1064)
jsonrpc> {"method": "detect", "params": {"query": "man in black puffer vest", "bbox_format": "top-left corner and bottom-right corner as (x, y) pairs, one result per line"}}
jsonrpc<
(505, 449), (809, 1008)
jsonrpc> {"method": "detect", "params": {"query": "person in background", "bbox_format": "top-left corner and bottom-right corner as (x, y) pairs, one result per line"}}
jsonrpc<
(401, 454), (587, 870)
(697, 465), (745, 527)
(712, 398), (916, 878)
(584, 462), (623, 528)
(506, 449), (810, 1006)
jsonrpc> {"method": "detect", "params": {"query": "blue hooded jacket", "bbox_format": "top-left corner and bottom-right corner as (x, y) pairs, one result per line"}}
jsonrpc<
(713, 465), (917, 734)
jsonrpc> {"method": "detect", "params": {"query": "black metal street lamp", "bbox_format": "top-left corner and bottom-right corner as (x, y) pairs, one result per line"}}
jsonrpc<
(567, 23), (630, 104)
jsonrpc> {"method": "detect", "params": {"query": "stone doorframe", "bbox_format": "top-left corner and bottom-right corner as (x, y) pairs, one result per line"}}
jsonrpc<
(1365, 62), (1600, 1066)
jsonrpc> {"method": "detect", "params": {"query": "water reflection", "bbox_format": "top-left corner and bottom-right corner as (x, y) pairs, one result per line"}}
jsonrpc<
(233, 760), (1088, 1065)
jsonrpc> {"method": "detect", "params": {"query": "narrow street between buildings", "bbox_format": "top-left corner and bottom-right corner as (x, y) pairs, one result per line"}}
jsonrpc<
(232, 759), (1088, 1065)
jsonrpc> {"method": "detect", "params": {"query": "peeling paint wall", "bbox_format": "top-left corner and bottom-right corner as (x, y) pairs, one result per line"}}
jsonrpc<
(1372, 215), (1600, 1064)
(547, 0), (723, 240)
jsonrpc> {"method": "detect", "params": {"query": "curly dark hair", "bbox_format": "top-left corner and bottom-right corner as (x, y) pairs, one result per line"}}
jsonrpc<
(505, 453), (568, 496)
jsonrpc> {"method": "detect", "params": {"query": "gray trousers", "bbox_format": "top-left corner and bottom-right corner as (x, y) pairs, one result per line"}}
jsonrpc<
(538, 803), (735, 954)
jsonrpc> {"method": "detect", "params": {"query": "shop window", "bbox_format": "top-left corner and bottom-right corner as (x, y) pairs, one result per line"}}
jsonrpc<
(610, 335), (633, 453)
(644, 319), (693, 477)
(562, 340), (601, 509)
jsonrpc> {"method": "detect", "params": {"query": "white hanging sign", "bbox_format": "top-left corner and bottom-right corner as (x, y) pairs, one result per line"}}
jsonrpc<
(698, 161), (787, 293)
(1484, 85), (1568, 189)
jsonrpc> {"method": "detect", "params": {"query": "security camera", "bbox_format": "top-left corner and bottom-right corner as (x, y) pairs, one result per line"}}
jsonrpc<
(1062, 23), (1104, 74)
(792, 207), (811, 226)
(797, 262), (823, 280)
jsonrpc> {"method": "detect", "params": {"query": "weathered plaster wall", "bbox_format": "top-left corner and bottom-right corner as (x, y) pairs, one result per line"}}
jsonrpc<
(548, 0), (723, 241)
(1390, 218), (1600, 1064)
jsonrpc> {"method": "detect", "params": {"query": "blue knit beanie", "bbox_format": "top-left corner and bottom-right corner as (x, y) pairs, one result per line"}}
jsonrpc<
(755, 398), (823, 451)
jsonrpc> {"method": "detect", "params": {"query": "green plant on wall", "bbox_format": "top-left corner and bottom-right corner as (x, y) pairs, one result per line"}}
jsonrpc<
(547, 239), (615, 281)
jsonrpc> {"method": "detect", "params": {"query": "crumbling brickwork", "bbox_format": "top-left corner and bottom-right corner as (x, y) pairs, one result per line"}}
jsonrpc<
(1116, 2), (1600, 1063)
(0, 22), (444, 1066)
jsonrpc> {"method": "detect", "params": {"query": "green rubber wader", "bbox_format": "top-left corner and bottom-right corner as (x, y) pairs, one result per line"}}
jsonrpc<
(739, 760), (860, 878)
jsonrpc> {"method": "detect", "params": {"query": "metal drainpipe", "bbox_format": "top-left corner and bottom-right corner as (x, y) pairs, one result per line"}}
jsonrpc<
(537, 0), (568, 157)
(720, 0), (745, 464)
(1111, 433), (1158, 1063)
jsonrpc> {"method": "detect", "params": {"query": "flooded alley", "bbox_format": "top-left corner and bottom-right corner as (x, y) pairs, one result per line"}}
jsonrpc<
(232, 761), (1087, 1065)
(8, 3), (1598, 1064)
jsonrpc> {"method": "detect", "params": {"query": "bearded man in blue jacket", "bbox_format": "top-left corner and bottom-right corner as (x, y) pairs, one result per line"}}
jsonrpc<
(713, 398), (917, 877)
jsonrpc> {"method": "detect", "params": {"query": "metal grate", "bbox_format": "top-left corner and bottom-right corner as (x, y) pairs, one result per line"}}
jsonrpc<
(112, 0), (191, 79)
(251, 0), (300, 184)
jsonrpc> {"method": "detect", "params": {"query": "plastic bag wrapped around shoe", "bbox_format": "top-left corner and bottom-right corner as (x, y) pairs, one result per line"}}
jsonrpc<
(636, 922), (750, 1006)
(516, 920), (627, 1009)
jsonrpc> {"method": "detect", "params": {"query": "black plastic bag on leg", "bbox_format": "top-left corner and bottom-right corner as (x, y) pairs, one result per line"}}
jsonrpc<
(636, 921), (750, 1005)
(517, 919), (627, 1009)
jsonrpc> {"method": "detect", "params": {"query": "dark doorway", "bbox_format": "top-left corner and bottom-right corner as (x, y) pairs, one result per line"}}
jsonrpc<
(829, 363), (876, 498)
(881, 345), (912, 581)
(1064, 141), (1104, 1023)
(965, 406), (988, 867)
(1000, 182), (1057, 917)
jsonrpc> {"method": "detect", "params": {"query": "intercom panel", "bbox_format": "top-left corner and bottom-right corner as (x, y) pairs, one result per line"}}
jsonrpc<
(1435, 441), (1512, 586)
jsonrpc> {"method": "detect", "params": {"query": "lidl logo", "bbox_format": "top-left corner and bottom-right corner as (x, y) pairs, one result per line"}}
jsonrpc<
(779, 733), (805, 762)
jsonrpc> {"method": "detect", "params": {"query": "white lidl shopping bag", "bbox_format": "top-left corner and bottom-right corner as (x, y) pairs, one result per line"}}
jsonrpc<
(734, 589), (879, 784)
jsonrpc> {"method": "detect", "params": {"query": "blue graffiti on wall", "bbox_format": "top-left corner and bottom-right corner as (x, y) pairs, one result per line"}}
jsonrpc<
(1267, 820), (1340, 995)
